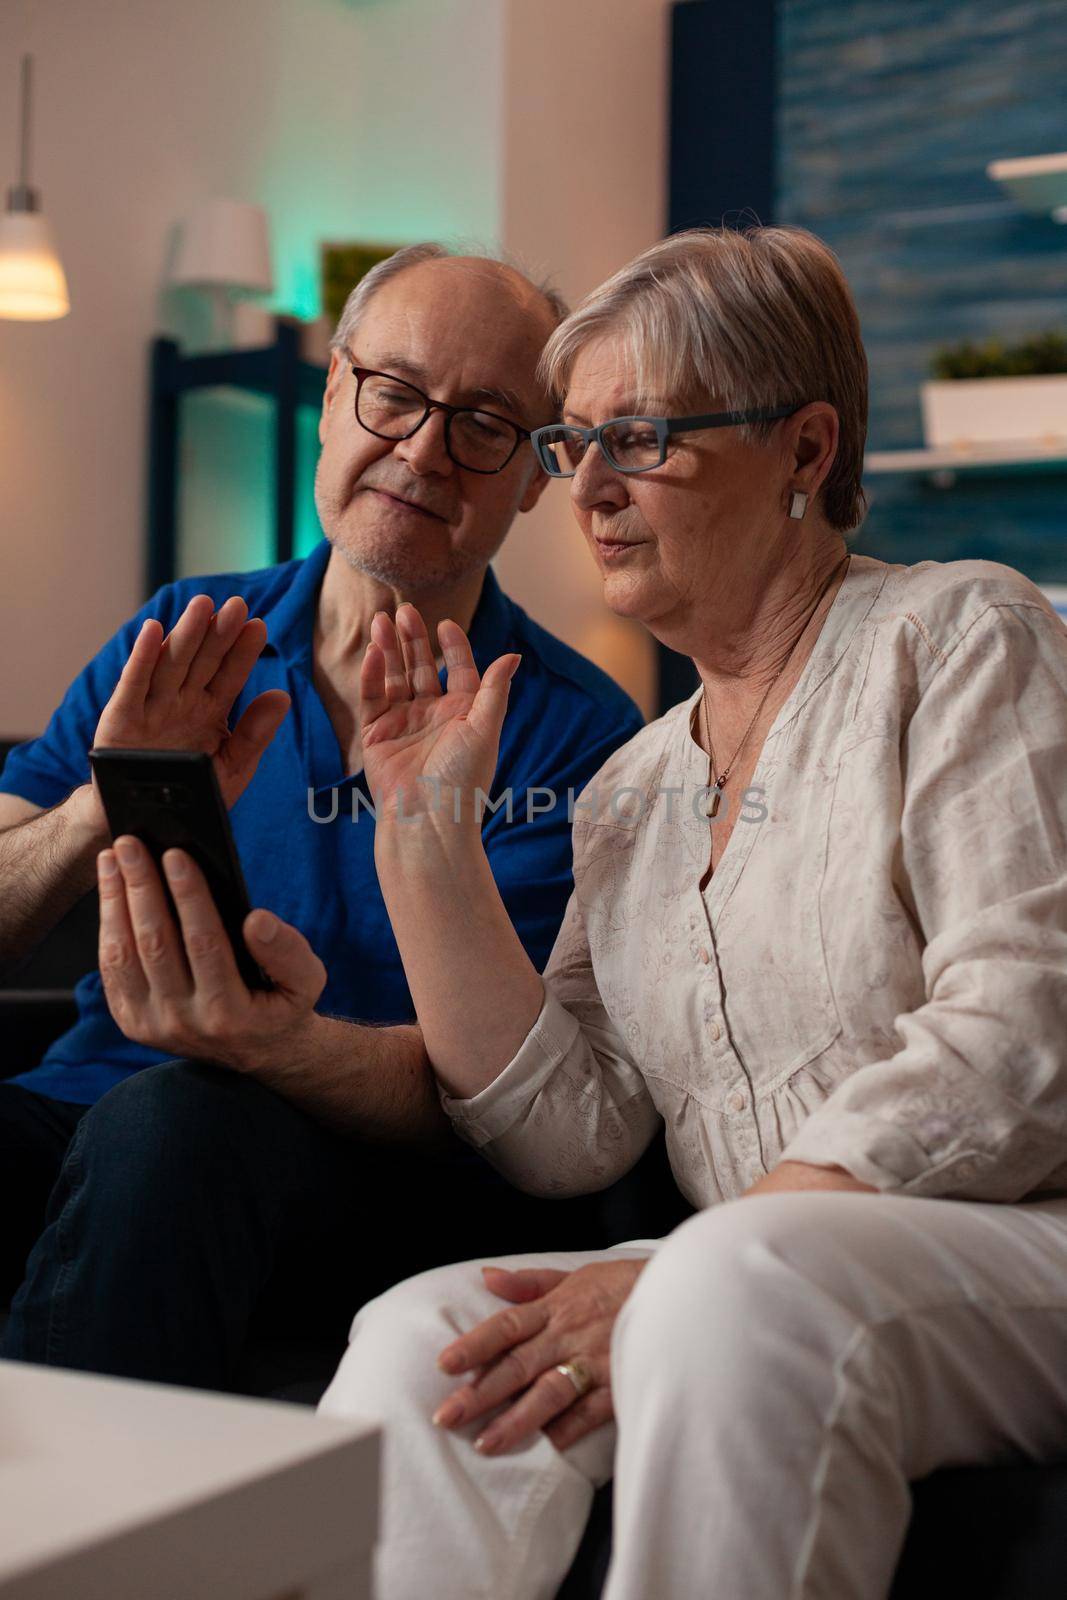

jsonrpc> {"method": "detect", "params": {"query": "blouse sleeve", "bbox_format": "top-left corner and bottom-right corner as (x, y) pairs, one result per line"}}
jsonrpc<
(780, 597), (1067, 1200)
(439, 885), (661, 1197)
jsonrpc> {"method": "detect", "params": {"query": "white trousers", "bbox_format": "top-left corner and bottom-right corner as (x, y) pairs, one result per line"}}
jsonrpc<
(319, 1191), (1067, 1600)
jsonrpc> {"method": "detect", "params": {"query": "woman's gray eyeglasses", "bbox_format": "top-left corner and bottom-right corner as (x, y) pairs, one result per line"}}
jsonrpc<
(530, 405), (800, 477)
(347, 356), (531, 475)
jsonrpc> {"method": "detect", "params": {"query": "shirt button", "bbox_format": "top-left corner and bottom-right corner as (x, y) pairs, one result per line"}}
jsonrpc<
(709, 1021), (721, 1041)
(727, 1090), (746, 1113)
(698, 948), (711, 964)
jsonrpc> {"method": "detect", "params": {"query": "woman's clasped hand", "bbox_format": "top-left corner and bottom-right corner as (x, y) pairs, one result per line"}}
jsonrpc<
(431, 1258), (647, 1455)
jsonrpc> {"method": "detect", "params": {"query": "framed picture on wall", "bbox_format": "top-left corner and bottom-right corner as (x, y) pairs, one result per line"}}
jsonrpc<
(321, 241), (403, 329)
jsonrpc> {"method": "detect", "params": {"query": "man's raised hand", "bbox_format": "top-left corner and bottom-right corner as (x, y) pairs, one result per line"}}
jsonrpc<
(91, 594), (290, 813)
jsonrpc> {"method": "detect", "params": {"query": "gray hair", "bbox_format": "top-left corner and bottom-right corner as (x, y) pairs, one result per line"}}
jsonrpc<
(329, 242), (569, 359)
(539, 225), (868, 534)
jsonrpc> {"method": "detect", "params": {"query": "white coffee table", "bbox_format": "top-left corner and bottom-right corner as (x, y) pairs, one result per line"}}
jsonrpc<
(0, 1359), (378, 1599)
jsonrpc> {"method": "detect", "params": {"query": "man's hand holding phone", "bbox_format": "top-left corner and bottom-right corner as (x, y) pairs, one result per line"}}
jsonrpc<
(84, 593), (291, 832)
(97, 836), (327, 1072)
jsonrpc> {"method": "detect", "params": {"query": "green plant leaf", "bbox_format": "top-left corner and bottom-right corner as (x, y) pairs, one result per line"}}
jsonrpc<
(931, 331), (1067, 379)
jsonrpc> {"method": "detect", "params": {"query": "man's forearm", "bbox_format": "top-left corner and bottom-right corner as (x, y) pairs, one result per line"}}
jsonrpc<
(232, 1012), (454, 1144)
(0, 786), (106, 975)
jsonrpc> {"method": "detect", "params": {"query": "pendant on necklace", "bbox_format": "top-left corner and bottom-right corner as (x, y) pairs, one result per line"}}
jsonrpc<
(704, 783), (724, 819)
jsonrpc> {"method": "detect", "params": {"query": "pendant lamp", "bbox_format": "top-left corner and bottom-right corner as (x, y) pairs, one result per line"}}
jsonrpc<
(0, 55), (70, 321)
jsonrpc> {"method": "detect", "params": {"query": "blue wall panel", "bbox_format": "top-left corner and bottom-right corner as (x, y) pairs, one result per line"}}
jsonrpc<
(670, 0), (777, 233)
(776, 0), (1067, 577)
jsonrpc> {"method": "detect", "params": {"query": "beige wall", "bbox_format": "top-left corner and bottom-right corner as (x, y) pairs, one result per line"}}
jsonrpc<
(495, 0), (671, 715)
(0, 0), (668, 737)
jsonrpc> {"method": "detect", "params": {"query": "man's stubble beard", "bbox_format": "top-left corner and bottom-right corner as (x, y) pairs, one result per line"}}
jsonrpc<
(313, 467), (499, 593)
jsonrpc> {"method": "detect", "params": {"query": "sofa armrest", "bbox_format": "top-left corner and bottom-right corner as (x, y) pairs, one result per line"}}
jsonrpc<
(0, 989), (79, 1080)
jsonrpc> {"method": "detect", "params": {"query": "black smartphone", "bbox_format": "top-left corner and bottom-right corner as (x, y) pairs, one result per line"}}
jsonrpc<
(87, 748), (272, 992)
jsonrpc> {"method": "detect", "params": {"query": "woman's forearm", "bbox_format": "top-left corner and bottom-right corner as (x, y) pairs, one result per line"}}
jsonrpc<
(374, 817), (545, 1099)
(745, 1160), (877, 1197)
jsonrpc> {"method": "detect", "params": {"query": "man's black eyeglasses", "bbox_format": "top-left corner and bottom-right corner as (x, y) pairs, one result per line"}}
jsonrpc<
(346, 357), (531, 475)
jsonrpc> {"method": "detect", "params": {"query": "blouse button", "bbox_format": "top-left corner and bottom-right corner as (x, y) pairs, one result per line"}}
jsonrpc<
(698, 947), (711, 964)
(709, 1021), (721, 1041)
(726, 1090), (746, 1114)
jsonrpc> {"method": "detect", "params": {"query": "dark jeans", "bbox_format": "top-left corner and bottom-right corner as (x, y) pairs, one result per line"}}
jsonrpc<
(0, 1082), (87, 1304)
(1, 1060), (678, 1392)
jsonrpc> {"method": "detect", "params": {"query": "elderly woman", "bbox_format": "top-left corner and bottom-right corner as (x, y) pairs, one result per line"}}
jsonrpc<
(319, 225), (1067, 1600)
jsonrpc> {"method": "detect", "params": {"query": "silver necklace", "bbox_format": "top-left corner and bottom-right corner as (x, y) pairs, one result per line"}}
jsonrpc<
(699, 553), (851, 819)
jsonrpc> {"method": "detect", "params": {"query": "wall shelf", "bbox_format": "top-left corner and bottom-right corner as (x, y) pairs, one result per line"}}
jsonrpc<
(864, 441), (1067, 487)
(147, 320), (328, 593)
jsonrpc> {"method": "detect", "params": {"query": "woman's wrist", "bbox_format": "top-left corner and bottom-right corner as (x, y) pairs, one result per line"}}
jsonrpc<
(374, 806), (486, 872)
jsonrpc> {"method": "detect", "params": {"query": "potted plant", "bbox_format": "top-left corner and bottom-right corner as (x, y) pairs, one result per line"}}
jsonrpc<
(921, 331), (1067, 449)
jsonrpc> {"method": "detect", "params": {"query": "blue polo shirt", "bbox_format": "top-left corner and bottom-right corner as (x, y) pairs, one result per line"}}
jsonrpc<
(1, 537), (643, 1105)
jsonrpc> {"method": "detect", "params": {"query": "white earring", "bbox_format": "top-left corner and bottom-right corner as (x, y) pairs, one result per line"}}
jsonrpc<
(788, 491), (808, 520)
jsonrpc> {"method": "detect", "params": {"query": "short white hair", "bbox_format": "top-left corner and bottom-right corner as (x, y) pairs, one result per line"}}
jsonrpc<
(540, 225), (869, 534)
(329, 242), (569, 359)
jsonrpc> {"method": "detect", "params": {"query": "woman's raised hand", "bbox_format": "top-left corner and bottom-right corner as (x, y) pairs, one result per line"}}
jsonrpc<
(360, 603), (520, 827)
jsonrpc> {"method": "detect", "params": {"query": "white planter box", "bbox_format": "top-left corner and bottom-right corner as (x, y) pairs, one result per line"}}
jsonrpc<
(921, 374), (1067, 449)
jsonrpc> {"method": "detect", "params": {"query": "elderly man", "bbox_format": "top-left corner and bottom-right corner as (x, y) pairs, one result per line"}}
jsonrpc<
(0, 244), (646, 1391)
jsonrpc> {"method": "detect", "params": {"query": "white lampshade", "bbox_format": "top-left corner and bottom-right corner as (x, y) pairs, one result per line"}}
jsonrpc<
(0, 209), (69, 320)
(170, 199), (274, 293)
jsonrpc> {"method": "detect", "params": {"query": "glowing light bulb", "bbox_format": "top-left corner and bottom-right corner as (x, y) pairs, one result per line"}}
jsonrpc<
(0, 210), (69, 320)
(0, 55), (70, 322)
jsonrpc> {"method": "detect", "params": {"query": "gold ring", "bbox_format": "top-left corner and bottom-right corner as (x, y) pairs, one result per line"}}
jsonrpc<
(555, 1358), (595, 1400)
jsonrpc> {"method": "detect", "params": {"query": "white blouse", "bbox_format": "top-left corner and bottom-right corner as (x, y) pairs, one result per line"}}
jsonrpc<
(443, 555), (1067, 1208)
